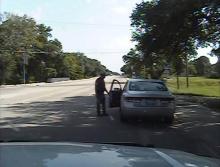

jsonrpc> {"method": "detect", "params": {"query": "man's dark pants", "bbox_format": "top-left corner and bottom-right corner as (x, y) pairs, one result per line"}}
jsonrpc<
(96, 93), (106, 115)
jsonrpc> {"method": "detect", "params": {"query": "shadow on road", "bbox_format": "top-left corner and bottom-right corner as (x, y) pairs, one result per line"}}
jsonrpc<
(1, 95), (130, 142)
(0, 95), (220, 158)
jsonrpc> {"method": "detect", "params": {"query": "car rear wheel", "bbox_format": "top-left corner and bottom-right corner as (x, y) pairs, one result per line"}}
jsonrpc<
(119, 107), (127, 122)
(164, 115), (174, 124)
(120, 114), (127, 122)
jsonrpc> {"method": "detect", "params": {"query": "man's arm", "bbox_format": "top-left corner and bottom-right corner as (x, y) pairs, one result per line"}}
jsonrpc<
(103, 81), (109, 95)
(105, 87), (109, 95)
(95, 79), (98, 94)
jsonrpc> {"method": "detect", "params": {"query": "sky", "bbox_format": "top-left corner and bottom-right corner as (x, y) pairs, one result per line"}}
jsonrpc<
(0, 0), (218, 72)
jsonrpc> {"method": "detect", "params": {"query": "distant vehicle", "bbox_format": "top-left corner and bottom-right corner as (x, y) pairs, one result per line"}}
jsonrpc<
(1, 142), (219, 167)
(109, 79), (175, 123)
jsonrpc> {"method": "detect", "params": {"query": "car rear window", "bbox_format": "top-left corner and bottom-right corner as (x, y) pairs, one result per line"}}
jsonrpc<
(129, 81), (168, 91)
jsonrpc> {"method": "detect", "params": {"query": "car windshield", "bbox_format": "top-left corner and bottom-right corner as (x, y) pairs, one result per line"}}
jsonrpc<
(129, 81), (168, 91)
(0, 0), (220, 162)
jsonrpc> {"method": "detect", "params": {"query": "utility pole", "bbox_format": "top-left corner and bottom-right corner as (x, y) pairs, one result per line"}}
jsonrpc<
(140, 53), (146, 78)
(0, 0), (2, 24)
(0, 14), (2, 25)
(177, 74), (180, 89)
(80, 58), (85, 77)
(185, 54), (189, 88)
(22, 53), (28, 84)
(144, 64), (146, 78)
(23, 61), (26, 84)
(131, 65), (134, 78)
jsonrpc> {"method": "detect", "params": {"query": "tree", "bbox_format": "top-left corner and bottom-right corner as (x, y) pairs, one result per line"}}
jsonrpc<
(128, 0), (220, 79)
(121, 64), (132, 77)
(121, 48), (144, 77)
(0, 14), (64, 83)
(0, 14), (39, 83)
(188, 62), (197, 76)
(193, 56), (211, 76)
(62, 52), (110, 80)
(0, 13), (115, 84)
(0, 53), (17, 84)
(76, 53), (108, 78)
(63, 53), (83, 80)
(211, 46), (220, 77)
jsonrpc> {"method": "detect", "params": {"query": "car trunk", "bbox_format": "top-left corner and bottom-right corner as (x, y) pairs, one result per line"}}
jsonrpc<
(123, 91), (174, 107)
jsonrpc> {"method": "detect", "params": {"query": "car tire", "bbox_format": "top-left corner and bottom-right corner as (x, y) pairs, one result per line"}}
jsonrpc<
(164, 115), (174, 124)
(119, 107), (127, 122)
(120, 114), (127, 122)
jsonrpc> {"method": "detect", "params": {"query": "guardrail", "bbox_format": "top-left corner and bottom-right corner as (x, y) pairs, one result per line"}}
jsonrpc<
(47, 78), (70, 83)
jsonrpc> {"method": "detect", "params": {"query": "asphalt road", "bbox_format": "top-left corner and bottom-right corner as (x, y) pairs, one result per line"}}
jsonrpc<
(0, 76), (220, 159)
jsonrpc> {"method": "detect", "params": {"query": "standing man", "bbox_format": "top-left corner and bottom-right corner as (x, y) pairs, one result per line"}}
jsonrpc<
(95, 73), (109, 116)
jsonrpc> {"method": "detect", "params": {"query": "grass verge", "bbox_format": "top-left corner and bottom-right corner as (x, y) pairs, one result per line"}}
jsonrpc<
(166, 77), (220, 97)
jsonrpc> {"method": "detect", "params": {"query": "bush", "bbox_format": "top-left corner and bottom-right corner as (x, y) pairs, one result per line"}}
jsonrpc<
(208, 72), (220, 79)
(46, 68), (57, 78)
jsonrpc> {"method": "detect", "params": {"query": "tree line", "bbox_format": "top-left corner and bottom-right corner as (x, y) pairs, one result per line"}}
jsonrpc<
(121, 0), (220, 79)
(0, 14), (115, 85)
(187, 56), (219, 78)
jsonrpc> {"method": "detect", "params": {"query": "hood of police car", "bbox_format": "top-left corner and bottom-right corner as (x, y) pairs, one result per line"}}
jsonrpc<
(0, 142), (219, 167)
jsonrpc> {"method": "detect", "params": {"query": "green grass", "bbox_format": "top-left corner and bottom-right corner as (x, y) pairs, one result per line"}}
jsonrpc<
(166, 77), (220, 97)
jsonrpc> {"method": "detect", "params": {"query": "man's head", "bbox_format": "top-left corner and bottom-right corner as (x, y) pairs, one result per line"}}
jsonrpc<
(100, 73), (106, 79)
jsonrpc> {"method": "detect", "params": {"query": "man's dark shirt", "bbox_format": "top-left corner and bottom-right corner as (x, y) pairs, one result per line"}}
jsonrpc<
(95, 77), (106, 95)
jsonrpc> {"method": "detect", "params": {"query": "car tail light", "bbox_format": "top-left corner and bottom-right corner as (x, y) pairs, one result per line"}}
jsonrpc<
(160, 99), (175, 107)
(125, 97), (142, 103)
(168, 100), (175, 108)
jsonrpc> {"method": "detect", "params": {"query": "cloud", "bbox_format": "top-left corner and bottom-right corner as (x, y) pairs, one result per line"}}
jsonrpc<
(197, 47), (218, 64)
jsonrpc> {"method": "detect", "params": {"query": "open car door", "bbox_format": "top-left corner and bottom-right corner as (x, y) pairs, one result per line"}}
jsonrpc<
(109, 79), (122, 108)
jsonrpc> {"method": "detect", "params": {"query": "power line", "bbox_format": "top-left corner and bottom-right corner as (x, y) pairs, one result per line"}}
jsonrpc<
(0, 50), (51, 54)
(84, 51), (127, 54)
(0, 49), (127, 54)
(35, 19), (130, 28)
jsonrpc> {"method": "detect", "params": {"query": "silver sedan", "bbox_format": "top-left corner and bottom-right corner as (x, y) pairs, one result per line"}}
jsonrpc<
(119, 79), (175, 123)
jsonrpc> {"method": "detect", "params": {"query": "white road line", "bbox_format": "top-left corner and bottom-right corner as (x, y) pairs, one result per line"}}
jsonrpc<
(110, 115), (114, 121)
